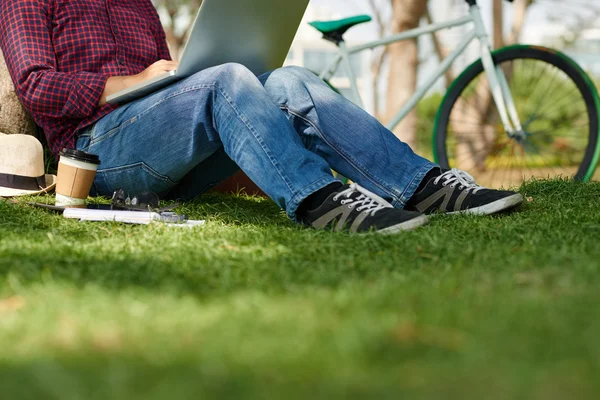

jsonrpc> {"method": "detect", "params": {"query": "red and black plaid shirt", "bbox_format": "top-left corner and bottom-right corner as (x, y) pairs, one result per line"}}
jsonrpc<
(0, 0), (171, 157)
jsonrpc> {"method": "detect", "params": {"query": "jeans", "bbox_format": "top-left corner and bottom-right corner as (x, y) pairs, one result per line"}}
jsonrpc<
(76, 64), (435, 221)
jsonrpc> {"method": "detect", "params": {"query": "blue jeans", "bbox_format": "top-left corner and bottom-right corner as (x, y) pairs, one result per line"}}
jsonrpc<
(76, 64), (435, 221)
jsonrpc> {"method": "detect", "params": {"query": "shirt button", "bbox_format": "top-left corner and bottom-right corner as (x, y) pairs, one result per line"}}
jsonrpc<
(117, 60), (125, 66)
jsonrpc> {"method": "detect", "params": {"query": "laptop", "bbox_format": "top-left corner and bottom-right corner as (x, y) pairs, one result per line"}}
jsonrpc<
(107, 0), (310, 105)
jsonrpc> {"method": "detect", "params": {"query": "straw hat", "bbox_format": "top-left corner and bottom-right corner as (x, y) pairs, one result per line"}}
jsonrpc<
(0, 133), (56, 197)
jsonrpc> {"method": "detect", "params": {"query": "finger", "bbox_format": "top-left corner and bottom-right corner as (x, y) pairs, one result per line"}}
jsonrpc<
(155, 63), (178, 71)
(148, 62), (177, 69)
(158, 66), (177, 72)
(155, 59), (179, 66)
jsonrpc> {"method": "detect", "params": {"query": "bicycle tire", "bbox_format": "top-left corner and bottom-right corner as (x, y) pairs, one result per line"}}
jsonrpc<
(433, 44), (600, 186)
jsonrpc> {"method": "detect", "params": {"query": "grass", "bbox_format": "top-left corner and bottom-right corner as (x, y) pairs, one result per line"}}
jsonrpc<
(1, 179), (600, 399)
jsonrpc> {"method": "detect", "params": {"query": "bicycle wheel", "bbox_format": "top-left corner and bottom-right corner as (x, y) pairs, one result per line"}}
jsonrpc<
(434, 45), (600, 188)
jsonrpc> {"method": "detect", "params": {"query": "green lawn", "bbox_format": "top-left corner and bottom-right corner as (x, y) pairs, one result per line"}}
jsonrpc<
(1, 179), (599, 399)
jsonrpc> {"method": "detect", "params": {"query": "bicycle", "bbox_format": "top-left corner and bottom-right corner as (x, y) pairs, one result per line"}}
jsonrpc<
(308, 0), (600, 188)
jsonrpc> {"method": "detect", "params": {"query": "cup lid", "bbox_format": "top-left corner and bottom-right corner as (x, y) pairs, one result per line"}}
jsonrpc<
(60, 148), (101, 165)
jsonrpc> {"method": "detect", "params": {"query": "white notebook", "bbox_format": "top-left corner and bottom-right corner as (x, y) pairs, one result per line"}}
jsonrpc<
(63, 208), (205, 227)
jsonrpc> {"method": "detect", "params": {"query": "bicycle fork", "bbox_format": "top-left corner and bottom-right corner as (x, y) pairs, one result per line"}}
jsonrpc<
(470, 5), (524, 136)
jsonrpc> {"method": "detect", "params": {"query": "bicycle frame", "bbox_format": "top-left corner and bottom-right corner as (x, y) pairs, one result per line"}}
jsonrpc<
(318, 4), (522, 134)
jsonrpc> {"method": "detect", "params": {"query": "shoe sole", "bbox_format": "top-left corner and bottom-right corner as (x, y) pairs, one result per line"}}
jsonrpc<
(377, 214), (430, 234)
(447, 193), (524, 216)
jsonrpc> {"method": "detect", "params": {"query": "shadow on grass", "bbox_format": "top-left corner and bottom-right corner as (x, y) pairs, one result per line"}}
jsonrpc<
(1, 179), (600, 297)
(0, 192), (435, 297)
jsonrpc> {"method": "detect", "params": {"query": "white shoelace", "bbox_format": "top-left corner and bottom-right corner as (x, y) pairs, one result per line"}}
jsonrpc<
(434, 168), (485, 194)
(333, 183), (393, 216)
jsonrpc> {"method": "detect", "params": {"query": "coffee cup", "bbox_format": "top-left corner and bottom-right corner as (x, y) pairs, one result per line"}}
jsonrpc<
(55, 149), (101, 207)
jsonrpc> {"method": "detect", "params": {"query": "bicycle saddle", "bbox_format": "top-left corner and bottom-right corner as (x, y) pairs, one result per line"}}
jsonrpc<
(309, 15), (372, 45)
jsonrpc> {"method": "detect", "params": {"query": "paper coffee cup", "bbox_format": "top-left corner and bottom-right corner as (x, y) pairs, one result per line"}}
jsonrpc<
(56, 149), (100, 207)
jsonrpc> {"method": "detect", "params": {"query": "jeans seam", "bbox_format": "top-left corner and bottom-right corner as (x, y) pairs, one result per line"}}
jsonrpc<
(212, 83), (298, 199)
(90, 84), (219, 147)
(99, 162), (178, 185)
(79, 124), (96, 141)
(279, 70), (403, 200)
(90, 117), (136, 146)
(282, 106), (403, 204)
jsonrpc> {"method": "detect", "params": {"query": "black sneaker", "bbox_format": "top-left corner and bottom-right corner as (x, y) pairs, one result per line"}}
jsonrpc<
(407, 168), (524, 215)
(302, 183), (428, 234)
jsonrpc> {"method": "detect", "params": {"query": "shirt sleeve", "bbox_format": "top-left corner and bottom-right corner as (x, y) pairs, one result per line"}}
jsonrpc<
(0, 0), (110, 120)
(153, 10), (173, 60)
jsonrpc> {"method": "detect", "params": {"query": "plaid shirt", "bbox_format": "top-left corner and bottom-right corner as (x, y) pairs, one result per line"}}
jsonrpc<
(0, 0), (171, 157)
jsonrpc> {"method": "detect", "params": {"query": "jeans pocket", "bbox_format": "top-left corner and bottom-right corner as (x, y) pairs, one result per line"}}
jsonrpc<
(90, 116), (138, 146)
(94, 162), (178, 198)
(75, 124), (96, 152)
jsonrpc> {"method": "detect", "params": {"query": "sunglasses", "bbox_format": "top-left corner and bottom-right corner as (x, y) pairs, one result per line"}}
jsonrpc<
(111, 188), (160, 211)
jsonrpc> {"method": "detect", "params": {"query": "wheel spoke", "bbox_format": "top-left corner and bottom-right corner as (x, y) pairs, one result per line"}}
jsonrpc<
(525, 65), (565, 125)
(439, 50), (596, 188)
(527, 87), (583, 124)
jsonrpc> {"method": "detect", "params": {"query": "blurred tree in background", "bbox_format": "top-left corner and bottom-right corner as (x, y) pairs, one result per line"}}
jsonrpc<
(152, 0), (202, 59)
(384, 0), (428, 148)
(367, 0), (534, 147)
(151, 0), (599, 157)
(542, 0), (600, 47)
(368, 0), (599, 156)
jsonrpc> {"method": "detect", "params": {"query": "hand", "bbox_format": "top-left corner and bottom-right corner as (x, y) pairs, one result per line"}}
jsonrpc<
(99, 60), (179, 106)
(135, 59), (179, 83)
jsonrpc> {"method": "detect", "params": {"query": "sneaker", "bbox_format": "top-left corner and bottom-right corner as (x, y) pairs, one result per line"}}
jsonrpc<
(302, 183), (428, 234)
(407, 168), (524, 215)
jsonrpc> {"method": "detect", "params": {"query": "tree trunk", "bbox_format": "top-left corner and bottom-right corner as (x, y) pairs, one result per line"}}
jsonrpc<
(506, 0), (532, 46)
(0, 51), (37, 137)
(367, 0), (389, 119)
(425, 7), (454, 88)
(493, 0), (504, 49)
(385, 0), (427, 148)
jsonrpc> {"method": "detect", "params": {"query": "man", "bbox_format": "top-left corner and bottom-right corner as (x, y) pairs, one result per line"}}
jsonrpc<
(0, 0), (523, 234)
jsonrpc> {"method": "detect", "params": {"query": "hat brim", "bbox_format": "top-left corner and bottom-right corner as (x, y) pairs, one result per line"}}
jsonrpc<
(0, 174), (57, 197)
